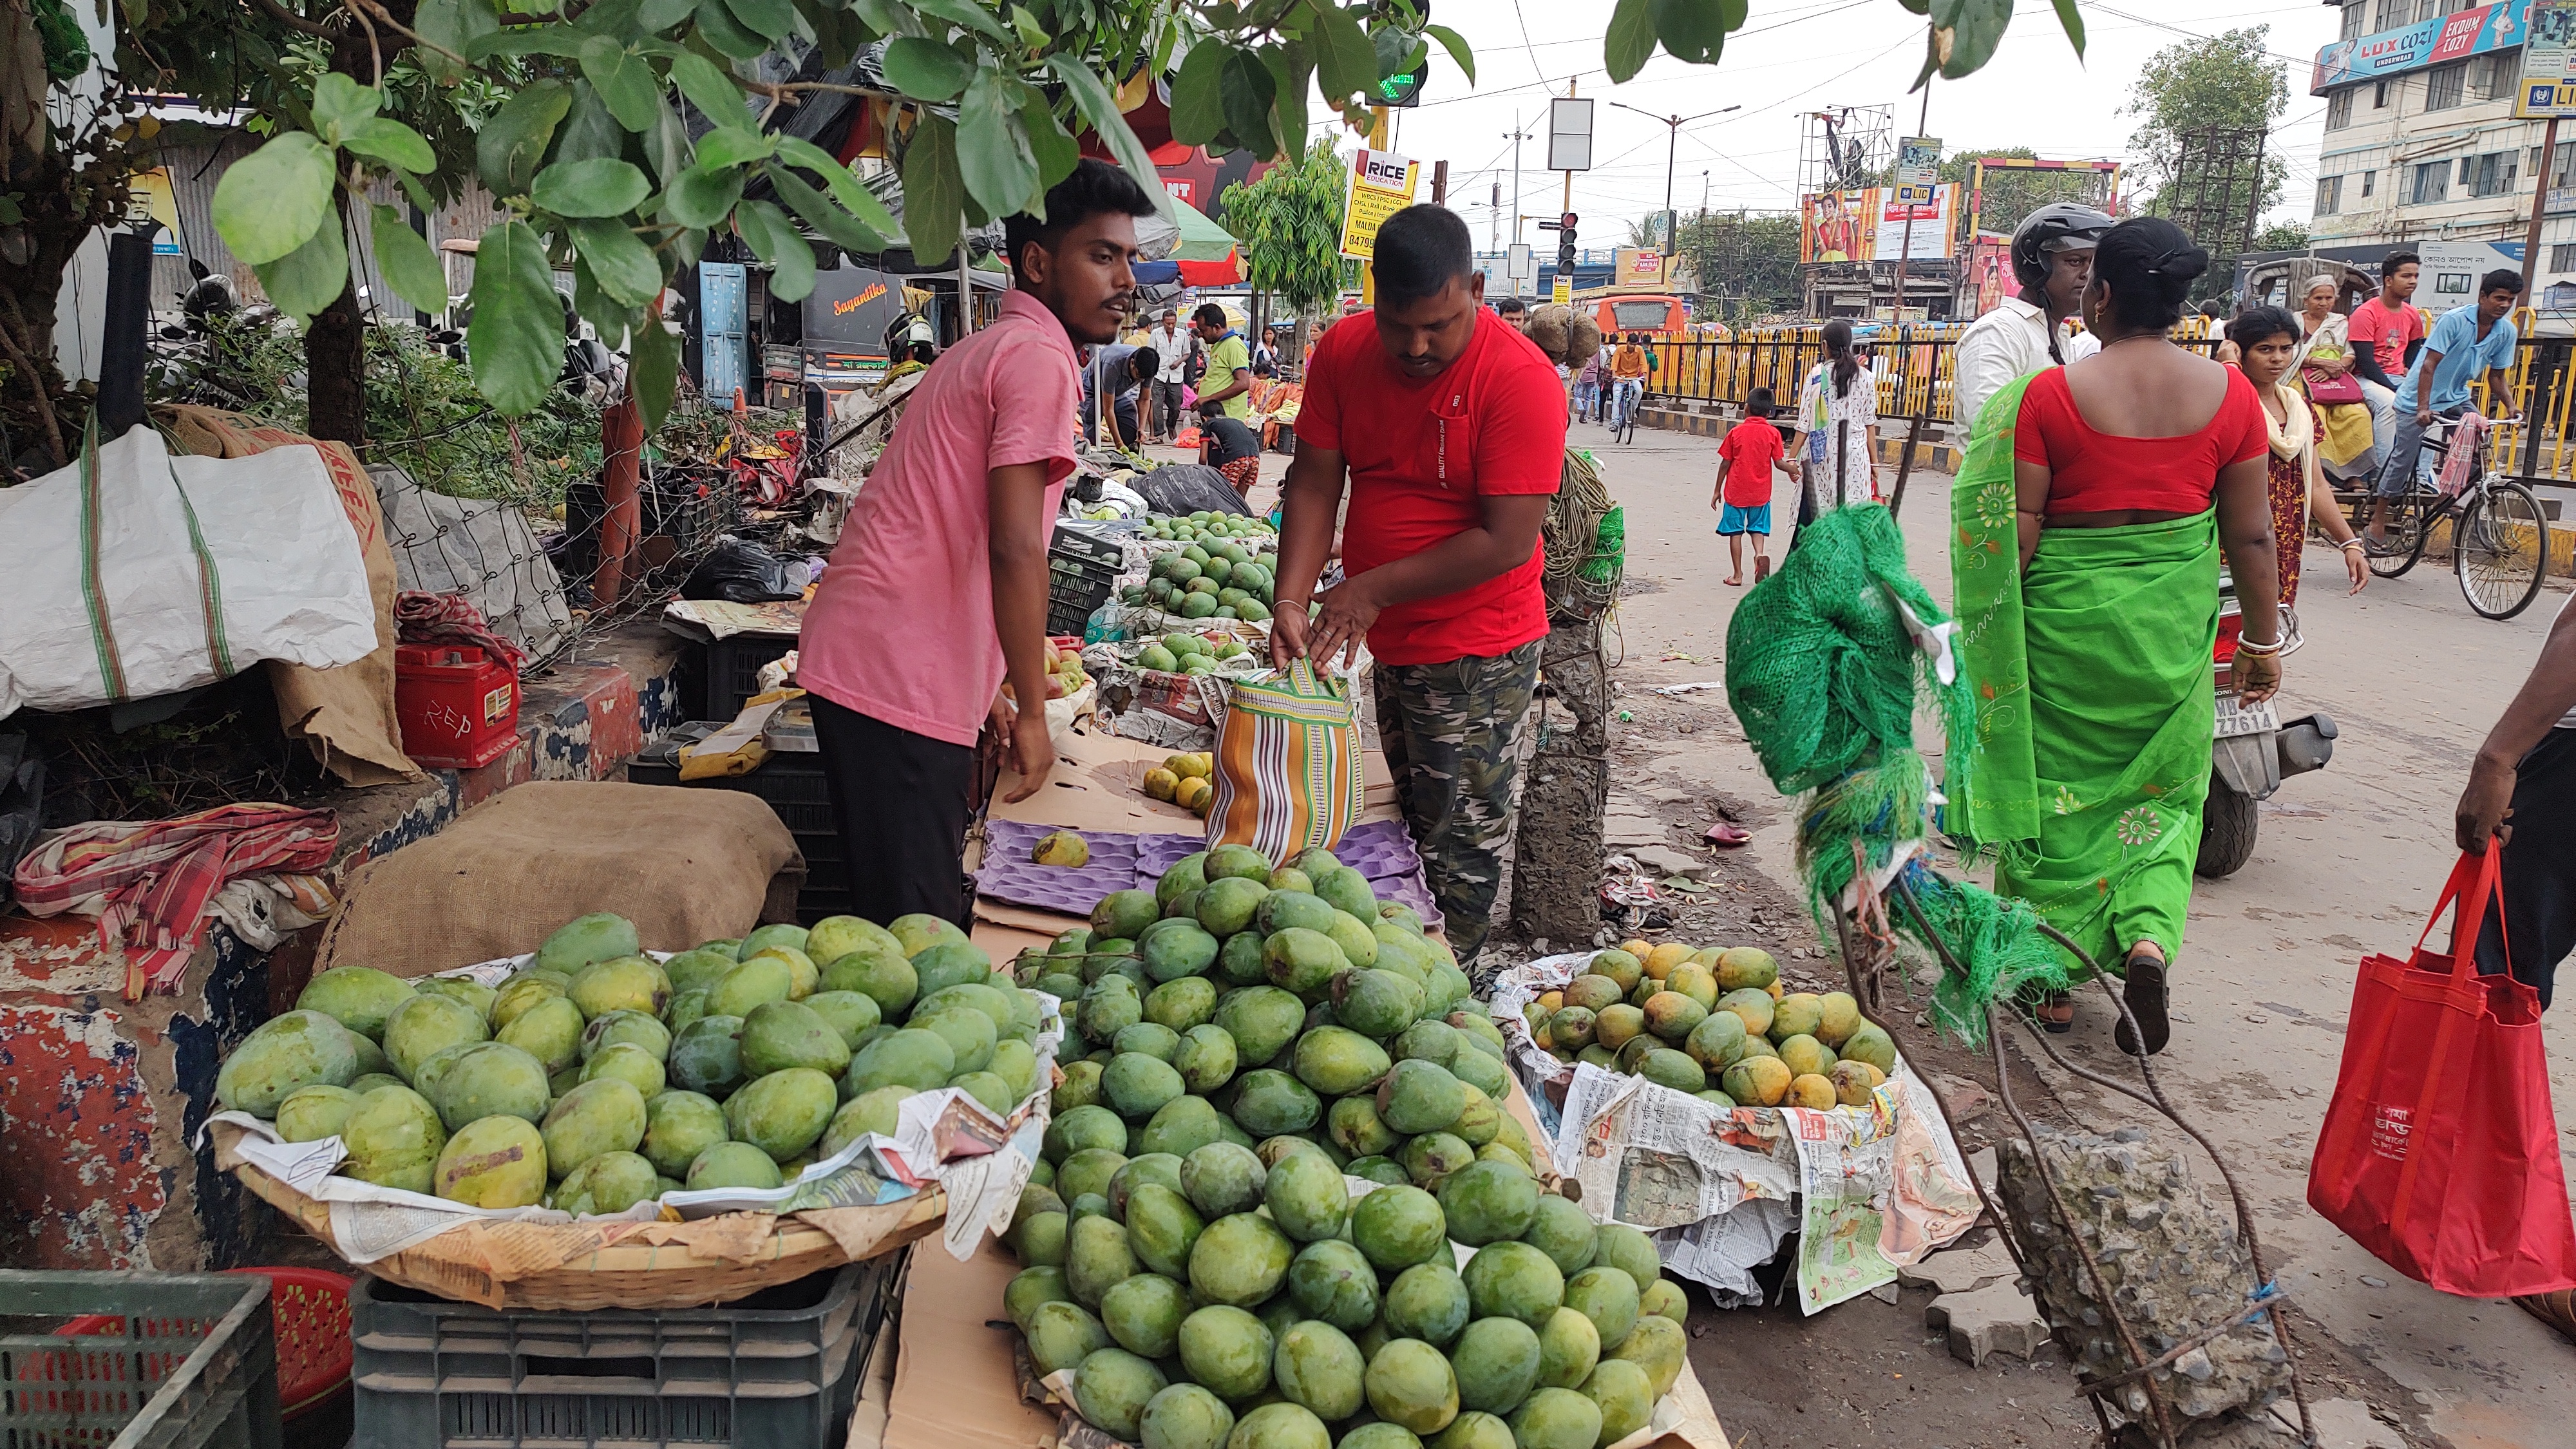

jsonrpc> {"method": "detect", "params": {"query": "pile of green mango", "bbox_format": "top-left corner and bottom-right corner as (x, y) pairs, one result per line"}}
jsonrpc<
(215, 909), (1049, 1215)
(1005, 844), (1690, 1449)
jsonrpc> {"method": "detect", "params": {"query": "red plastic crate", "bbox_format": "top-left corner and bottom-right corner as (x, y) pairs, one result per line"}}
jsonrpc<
(395, 643), (522, 769)
(54, 1266), (352, 1421)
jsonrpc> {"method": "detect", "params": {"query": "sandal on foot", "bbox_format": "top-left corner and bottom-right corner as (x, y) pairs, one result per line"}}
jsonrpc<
(2515, 1290), (2576, 1343)
(2038, 990), (2074, 1034)
(2114, 952), (2171, 1056)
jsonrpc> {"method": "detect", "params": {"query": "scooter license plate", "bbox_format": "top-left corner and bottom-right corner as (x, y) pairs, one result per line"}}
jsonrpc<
(2215, 695), (2278, 739)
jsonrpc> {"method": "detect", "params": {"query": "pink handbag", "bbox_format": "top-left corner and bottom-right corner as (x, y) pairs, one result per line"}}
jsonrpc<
(2302, 366), (2365, 406)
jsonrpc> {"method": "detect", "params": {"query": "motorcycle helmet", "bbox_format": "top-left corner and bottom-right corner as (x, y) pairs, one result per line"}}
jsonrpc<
(2011, 202), (2115, 287)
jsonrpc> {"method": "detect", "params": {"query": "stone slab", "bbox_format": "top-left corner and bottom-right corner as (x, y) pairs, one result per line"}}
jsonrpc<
(1924, 1278), (2053, 1367)
(1896, 1239), (2019, 1295)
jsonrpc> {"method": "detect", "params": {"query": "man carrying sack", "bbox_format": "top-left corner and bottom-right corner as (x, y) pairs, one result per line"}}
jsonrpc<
(1269, 205), (1566, 971)
(797, 160), (1157, 925)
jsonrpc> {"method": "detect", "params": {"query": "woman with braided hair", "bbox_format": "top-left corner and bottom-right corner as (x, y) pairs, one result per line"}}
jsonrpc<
(1951, 216), (2284, 1055)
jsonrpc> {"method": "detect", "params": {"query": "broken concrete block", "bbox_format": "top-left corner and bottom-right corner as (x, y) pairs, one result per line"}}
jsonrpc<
(2302, 1399), (2405, 1449)
(1965, 1145), (1998, 1190)
(1924, 1278), (2052, 1367)
(1630, 844), (1707, 880)
(1896, 1239), (2018, 1295)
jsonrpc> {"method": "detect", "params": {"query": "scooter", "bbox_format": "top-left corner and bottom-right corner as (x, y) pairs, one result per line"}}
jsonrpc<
(2199, 573), (2338, 878)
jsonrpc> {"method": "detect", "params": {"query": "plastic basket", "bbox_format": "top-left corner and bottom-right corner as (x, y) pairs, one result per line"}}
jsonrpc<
(0, 1269), (282, 1449)
(350, 1255), (902, 1449)
(627, 724), (848, 922)
(1046, 528), (1124, 638)
(57, 1268), (352, 1421)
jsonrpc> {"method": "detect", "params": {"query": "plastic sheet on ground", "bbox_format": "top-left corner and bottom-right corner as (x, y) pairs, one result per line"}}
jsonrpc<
(1493, 953), (1980, 1313)
(200, 952), (1059, 1265)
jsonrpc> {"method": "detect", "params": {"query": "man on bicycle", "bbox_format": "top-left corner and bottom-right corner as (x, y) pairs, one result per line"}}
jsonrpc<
(2367, 268), (2524, 551)
(1609, 334), (1649, 432)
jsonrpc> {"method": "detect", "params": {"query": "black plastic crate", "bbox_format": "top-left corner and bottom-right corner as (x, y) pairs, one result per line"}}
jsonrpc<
(629, 726), (846, 920)
(688, 632), (800, 723)
(350, 1255), (901, 1449)
(1046, 524), (1126, 637)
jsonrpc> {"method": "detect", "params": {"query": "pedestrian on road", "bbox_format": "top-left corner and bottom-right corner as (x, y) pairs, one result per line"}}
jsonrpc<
(1572, 350), (1604, 424)
(2366, 269), (2523, 549)
(1950, 202), (2111, 439)
(1609, 334), (1649, 431)
(1195, 399), (1264, 500)
(1269, 204), (1566, 972)
(1192, 303), (1255, 421)
(1713, 385), (1788, 585)
(1952, 216), (2284, 1054)
(1792, 319), (1879, 516)
(2224, 307), (2369, 610)
(2347, 251), (2425, 478)
(1147, 308), (1193, 444)
(797, 160), (1154, 926)
(1082, 344), (1158, 452)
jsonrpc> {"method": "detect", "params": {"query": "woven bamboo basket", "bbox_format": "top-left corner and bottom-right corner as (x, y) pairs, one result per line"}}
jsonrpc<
(232, 1157), (945, 1311)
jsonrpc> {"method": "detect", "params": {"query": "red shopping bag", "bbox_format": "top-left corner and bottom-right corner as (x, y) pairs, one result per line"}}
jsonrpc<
(2307, 849), (2576, 1296)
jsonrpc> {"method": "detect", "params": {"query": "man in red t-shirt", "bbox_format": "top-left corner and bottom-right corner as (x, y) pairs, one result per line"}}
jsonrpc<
(1273, 205), (1567, 967)
(2346, 251), (2425, 475)
(1713, 386), (1790, 585)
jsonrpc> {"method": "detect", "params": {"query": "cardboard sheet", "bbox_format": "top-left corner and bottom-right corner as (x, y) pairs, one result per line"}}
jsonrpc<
(884, 1235), (1059, 1449)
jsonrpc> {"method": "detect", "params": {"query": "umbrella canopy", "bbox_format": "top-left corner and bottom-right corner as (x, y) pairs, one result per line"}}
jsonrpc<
(1165, 196), (1244, 285)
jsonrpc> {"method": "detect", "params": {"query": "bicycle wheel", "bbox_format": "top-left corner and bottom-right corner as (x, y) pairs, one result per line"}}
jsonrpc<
(2367, 485), (2432, 579)
(2456, 480), (2551, 620)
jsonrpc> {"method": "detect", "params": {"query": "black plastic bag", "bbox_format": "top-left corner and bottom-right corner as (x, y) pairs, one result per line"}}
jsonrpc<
(0, 735), (41, 906)
(681, 536), (803, 603)
(1132, 462), (1250, 516)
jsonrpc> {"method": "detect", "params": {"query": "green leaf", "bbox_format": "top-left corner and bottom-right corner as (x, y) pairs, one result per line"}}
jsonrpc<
(466, 24), (585, 61)
(1009, 4), (1046, 46)
(341, 117), (435, 174)
(370, 203), (448, 315)
(957, 70), (1039, 217)
(2049, 0), (2085, 56)
(573, 257), (640, 346)
(533, 158), (653, 216)
(632, 312), (680, 433)
(1264, 43), (1310, 167)
(310, 73), (381, 145)
(1047, 55), (1168, 218)
(910, 0), (1008, 41)
(694, 127), (775, 169)
(573, 0), (643, 34)
(580, 35), (663, 129)
(1371, 24), (1419, 85)
(1650, 0), (1732, 65)
(882, 35), (975, 101)
(476, 79), (573, 196)
(553, 82), (625, 166)
(636, 0), (696, 28)
(1021, 90), (1079, 193)
(1931, 0), (2011, 79)
(415, 0), (501, 82)
(211, 131), (335, 267)
(646, 93), (692, 181)
(468, 221), (565, 417)
(254, 208), (348, 325)
(569, 216), (663, 306)
(1169, 40), (1228, 147)
(1423, 21), (1473, 84)
(669, 52), (752, 130)
(734, 198), (815, 301)
(901, 113), (965, 263)
(393, 168), (437, 215)
(1604, 0), (1656, 84)
(1220, 48), (1277, 157)
(695, 0), (772, 59)
(723, 0), (796, 41)
(770, 162), (889, 251)
(1309, 2), (1374, 108)
(662, 162), (745, 229)
(776, 135), (904, 238)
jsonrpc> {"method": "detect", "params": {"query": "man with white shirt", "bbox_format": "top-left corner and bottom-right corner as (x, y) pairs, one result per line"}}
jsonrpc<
(1146, 307), (1193, 443)
(1949, 203), (2113, 441)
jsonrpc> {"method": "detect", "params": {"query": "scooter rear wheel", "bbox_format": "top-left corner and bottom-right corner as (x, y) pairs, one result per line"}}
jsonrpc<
(2195, 772), (2259, 879)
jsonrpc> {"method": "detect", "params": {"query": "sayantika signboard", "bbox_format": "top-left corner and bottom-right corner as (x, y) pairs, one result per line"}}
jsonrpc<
(2312, 0), (2528, 94)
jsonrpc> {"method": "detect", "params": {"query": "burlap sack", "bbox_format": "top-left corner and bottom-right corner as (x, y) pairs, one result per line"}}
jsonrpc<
(314, 782), (806, 976)
(156, 404), (420, 786)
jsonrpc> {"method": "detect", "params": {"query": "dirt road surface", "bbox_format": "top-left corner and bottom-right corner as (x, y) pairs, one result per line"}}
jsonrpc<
(1572, 416), (2575, 1448)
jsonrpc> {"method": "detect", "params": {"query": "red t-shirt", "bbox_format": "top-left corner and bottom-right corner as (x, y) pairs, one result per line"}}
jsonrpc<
(1718, 418), (1786, 506)
(2347, 297), (2425, 381)
(1296, 309), (1566, 665)
(2013, 366), (2267, 517)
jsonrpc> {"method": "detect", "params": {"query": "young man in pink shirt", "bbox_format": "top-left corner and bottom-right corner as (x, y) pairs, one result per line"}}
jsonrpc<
(796, 160), (1156, 925)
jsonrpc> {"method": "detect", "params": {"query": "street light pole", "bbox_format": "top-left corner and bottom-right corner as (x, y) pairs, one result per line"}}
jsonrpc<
(1506, 114), (1534, 296)
(1609, 102), (1738, 287)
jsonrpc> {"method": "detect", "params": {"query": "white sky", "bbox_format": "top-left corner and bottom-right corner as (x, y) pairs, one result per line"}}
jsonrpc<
(1361, 0), (2342, 249)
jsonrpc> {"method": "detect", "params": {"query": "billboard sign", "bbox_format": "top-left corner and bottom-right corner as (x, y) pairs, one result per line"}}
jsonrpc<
(2312, 0), (2526, 94)
(1615, 248), (1665, 286)
(2517, 0), (2576, 116)
(1338, 149), (1420, 260)
(2419, 238), (2527, 314)
(1800, 184), (1957, 264)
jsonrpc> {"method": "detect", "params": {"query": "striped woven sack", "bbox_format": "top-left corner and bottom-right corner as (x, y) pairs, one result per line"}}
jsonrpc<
(1206, 659), (1364, 859)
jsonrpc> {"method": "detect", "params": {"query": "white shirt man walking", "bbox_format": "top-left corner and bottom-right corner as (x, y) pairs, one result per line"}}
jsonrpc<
(1951, 203), (2112, 444)
(1147, 308), (1193, 443)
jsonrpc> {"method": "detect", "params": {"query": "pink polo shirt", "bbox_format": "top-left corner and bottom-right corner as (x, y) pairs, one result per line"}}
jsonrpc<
(797, 290), (1079, 746)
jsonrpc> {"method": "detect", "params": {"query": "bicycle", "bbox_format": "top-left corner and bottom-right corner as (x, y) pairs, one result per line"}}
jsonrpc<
(2351, 411), (2552, 621)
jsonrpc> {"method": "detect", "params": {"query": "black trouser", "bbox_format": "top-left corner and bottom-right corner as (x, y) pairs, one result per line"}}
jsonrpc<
(2476, 726), (2576, 1010)
(811, 694), (978, 930)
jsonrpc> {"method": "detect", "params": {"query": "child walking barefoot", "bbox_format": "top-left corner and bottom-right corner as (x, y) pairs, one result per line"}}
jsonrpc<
(1713, 388), (1791, 585)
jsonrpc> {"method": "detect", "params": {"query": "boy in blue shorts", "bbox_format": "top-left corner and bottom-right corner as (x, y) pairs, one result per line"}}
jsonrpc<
(1714, 387), (1790, 585)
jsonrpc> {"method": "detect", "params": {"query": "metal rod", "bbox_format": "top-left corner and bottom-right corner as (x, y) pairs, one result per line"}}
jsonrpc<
(1889, 413), (1925, 518)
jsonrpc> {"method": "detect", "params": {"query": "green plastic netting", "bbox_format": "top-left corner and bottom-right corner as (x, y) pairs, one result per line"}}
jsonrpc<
(1722, 506), (2069, 1045)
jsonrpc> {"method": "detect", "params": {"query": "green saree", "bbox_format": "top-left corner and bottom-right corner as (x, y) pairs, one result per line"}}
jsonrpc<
(1952, 375), (2219, 975)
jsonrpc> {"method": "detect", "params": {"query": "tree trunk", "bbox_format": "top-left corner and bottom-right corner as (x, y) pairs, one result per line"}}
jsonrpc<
(1508, 616), (1609, 947)
(303, 31), (373, 448)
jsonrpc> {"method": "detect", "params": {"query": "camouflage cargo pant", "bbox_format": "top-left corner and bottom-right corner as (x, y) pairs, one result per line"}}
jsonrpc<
(1372, 641), (1541, 974)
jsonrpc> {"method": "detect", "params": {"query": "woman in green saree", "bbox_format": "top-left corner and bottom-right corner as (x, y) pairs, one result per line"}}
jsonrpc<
(1951, 218), (2285, 1055)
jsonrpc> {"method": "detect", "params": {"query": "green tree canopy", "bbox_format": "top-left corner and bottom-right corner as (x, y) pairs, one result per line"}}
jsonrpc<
(1222, 144), (1347, 322)
(2125, 25), (2289, 249)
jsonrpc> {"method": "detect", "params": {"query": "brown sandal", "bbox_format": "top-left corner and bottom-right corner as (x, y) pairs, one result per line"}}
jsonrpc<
(2114, 951), (2171, 1056)
(2037, 990), (2074, 1034)
(2516, 1290), (2576, 1342)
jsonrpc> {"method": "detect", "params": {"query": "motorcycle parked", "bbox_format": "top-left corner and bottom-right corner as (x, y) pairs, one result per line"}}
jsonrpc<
(2198, 571), (2338, 878)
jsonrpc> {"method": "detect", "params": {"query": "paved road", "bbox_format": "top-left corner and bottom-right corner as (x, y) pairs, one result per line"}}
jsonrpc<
(1580, 416), (2575, 1448)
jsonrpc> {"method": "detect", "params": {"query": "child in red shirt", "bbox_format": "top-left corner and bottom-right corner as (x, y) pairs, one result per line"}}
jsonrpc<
(1714, 387), (1790, 585)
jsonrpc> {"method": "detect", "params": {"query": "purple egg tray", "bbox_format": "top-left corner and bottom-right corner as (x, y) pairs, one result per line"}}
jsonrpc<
(1135, 832), (1208, 876)
(976, 821), (1142, 914)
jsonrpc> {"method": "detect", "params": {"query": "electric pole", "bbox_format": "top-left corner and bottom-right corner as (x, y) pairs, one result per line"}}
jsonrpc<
(1610, 101), (1738, 284)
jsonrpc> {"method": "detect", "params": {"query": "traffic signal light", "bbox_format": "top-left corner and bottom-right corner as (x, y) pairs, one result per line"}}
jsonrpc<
(1557, 214), (1577, 271)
